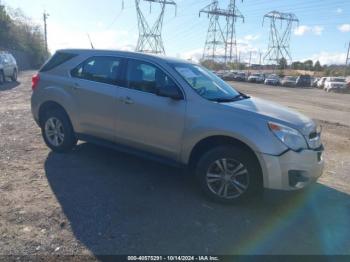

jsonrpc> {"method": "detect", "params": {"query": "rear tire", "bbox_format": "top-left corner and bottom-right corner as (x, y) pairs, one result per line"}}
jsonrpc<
(41, 109), (77, 153)
(195, 146), (262, 204)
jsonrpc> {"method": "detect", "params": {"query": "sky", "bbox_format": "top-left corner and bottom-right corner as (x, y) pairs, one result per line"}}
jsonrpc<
(3, 0), (350, 65)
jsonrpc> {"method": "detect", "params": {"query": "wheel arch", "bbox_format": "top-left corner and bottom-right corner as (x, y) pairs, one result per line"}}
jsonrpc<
(38, 101), (71, 128)
(187, 135), (263, 185)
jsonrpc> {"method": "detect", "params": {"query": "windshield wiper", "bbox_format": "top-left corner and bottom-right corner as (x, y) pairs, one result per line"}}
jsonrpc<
(209, 93), (250, 103)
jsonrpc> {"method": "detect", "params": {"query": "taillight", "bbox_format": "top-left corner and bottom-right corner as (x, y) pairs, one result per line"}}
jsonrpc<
(32, 73), (40, 91)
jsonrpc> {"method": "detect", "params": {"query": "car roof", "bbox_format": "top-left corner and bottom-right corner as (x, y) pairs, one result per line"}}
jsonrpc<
(56, 49), (194, 65)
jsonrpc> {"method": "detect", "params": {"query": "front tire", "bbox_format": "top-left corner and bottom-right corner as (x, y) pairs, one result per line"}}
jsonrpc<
(0, 71), (4, 85)
(195, 146), (262, 204)
(11, 69), (17, 82)
(41, 109), (77, 153)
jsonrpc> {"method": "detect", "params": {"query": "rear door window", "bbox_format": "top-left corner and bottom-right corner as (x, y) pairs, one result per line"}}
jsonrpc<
(71, 56), (123, 85)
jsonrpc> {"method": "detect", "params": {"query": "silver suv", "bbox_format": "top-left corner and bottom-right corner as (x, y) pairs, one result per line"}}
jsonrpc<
(0, 51), (18, 84)
(31, 49), (324, 203)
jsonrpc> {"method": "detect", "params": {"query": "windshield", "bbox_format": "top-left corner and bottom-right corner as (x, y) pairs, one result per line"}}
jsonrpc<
(330, 78), (345, 82)
(285, 76), (296, 81)
(171, 63), (241, 101)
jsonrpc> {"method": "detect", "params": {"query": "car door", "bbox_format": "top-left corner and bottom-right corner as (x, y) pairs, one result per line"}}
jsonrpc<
(115, 59), (186, 161)
(70, 56), (125, 141)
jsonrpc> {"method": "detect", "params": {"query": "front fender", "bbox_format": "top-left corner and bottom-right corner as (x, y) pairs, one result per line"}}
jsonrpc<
(180, 106), (288, 164)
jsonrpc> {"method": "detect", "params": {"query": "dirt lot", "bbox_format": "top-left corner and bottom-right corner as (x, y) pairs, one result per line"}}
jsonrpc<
(0, 71), (350, 257)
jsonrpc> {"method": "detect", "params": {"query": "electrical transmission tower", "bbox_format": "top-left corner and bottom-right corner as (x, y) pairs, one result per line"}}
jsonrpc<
(262, 11), (299, 65)
(225, 0), (244, 64)
(346, 42), (350, 66)
(134, 0), (176, 55)
(200, 0), (244, 63)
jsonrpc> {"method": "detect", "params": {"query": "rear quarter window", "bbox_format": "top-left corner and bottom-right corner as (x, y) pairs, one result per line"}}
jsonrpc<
(41, 52), (77, 72)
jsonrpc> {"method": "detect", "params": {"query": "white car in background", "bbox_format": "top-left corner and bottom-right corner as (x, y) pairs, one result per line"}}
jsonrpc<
(264, 74), (280, 86)
(317, 77), (327, 89)
(248, 73), (265, 83)
(324, 77), (347, 92)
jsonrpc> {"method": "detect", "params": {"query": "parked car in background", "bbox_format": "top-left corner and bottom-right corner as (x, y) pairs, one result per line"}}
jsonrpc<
(248, 73), (265, 83)
(222, 71), (237, 81)
(31, 49), (324, 204)
(0, 51), (18, 84)
(234, 72), (246, 81)
(281, 76), (297, 87)
(347, 78), (350, 89)
(324, 77), (347, 92)
(312, 77), (319, 87)
(317, 77), (327, 89)
(264, 74), (280, 86)
(215, 70), (226, 79)
(296, 75), (311, 87)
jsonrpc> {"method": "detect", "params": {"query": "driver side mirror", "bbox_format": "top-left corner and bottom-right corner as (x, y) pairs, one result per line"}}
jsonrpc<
(157, 85), (184, 100)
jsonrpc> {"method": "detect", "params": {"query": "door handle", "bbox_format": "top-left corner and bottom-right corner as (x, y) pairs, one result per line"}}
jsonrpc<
(123, 97), (134, 105)
(72, 82), (80, 90)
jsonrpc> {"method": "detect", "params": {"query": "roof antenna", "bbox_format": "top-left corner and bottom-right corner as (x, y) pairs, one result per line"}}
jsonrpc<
(87, 34), (95, 49)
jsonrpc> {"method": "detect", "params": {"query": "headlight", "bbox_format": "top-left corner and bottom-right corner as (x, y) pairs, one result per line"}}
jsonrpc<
(268, 122), (308, 151)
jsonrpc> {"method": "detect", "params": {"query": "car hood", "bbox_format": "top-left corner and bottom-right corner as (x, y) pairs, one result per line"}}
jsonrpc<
(223, 97), (315, 135)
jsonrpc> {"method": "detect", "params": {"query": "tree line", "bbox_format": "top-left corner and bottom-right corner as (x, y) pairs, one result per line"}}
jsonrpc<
(0, 4), (47, 68)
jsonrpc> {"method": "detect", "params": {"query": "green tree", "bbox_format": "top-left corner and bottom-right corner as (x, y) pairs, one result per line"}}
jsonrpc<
(314, 60), (323, 71)
(0, 4), (12, 48)
(291, 61), (302, 70)
(278, 58), (288, 70)
(0, 4), (47, 67)
(303, 60), (314, 71)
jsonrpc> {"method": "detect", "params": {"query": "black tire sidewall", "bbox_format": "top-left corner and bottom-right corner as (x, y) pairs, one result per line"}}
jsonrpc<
(195, 146), (261, 204)
(0, 71), (4, 84)
(12, 69), (17, 82)
(41, 109), (77, 153)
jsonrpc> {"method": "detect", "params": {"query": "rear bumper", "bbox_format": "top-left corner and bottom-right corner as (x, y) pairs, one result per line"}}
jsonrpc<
(258, 147), (324, 190)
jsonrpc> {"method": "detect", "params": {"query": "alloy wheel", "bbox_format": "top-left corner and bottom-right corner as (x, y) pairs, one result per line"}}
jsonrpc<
(45, 117), (65, 147)
(206, 158), (249, 199)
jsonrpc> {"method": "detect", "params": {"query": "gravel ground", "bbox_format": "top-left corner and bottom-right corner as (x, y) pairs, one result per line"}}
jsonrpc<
(0, 71), (349, 258)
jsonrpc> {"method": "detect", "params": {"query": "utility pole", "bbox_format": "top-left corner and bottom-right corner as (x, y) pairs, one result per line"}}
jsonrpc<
(345, 41), (350, 77)
(247, 50), (252, 75)
(259, 50), (262, 68)
(43, 11), (49, 55)
(238, 51), (241, 69)
(262, 11), (299, 66)
(134, 0), (176, 55)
